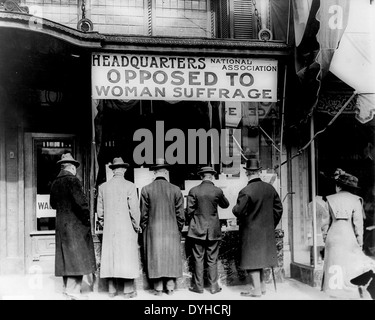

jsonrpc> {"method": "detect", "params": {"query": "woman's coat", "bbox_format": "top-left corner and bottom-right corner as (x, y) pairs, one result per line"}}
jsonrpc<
(50, 170), (96, 277)
(322, 191), (375, 298)
(232, 178), (283, 270)
(140, 177), (185, 279)
(97, 173), (141, 279)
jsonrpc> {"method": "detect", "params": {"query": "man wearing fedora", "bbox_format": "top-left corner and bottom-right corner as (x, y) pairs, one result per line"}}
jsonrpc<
(97, 157), (141, 299)
(186, 166), (229, 294)
(140, 158), (185, 296)
(50, 153), (96, 300)
(232, 158), (283, 297)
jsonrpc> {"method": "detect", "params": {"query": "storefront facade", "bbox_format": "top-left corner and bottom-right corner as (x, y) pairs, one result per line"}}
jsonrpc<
(287, 0), (375, 287)
(0, 0), (294, 284)
(4, 0), (373, 292)
(288, 74), (375, 287)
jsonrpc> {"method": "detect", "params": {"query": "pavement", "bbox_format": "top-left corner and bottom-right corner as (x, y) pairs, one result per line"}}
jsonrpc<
(0, 274), (343, 300)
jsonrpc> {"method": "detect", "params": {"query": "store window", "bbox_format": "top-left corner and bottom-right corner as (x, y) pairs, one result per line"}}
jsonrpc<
(291, 111), (375, 271)
(316, 112), (375, 260)
(290, 150), (319, 267)
(92, 99), (281, 231)
(35, 138), (75, 231)
(91, 52), (282, 233)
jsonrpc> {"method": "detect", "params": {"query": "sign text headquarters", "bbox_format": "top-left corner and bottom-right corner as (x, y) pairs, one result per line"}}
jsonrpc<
(92, 54), (278, 102)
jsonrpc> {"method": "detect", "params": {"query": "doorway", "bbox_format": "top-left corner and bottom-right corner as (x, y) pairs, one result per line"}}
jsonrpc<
(24, 133), (78, 274)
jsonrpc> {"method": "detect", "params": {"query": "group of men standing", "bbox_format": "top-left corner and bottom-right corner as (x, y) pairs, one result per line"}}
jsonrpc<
(50, 153), (283, 300)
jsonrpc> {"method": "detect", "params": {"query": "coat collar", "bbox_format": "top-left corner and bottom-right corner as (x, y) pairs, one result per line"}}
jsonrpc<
(201, 180), (214, 186)
(57, 169), (74, 178)
(247, 177), (261, 185)
(154, 176), (167, 181)
(113, 172), (125, 178)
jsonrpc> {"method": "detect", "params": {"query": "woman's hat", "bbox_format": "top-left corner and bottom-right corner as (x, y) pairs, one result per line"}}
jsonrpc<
(243, 158), (262, 171)
(197, 166), (217, 175)
(333, 168), (360, 189)
(56, 153), (80, 168)
(109, 157), (129, 169)
(150, 158), (171, 171)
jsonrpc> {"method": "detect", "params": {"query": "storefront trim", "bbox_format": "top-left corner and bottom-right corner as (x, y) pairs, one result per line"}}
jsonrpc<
(290, 262), (323, 288)
(0, 11), (102, 48)
(0, 9), (292, 277)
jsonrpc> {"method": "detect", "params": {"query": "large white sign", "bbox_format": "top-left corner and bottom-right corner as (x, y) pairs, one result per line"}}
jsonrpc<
(92, 53), (278, 102)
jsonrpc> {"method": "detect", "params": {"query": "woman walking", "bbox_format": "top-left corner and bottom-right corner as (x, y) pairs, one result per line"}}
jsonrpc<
(322, 169), (375, 299)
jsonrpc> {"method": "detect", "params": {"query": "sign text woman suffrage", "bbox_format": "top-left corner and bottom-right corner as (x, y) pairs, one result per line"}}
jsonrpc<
(92, 54), (278, 102)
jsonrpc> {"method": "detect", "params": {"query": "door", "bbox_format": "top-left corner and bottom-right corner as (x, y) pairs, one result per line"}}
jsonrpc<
(24, 133), (79, 274)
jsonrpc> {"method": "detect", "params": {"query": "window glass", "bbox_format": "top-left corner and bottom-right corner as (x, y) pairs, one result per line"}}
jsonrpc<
(90, 0), (147, 35)
(153, 0), (210, 38)
(291, 152), (314, 266)
(22, 0), (79, 29)
(93, 99), (281, 226)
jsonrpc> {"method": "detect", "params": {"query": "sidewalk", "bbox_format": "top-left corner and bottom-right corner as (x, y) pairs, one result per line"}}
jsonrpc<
(0, 274), (335, 300)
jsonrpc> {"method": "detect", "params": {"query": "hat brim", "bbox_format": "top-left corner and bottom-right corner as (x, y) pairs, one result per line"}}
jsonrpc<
(57, 160), (80, 168)
(109, 163), (129, 169)
(198, 169), (217, 175)
(243, 166), (262, 171)
(150, 164), (171, 171)
(336, 179), (360, 189)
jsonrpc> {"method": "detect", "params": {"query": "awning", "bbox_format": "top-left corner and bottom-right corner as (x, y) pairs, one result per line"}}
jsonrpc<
(280, 0), (373, 168)
(329, 0), (375, 123)
(292, 0), (375, 124)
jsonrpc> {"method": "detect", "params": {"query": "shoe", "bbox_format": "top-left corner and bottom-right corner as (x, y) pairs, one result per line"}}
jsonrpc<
(123, 291), (137, 299)
(240, 291), (261, 298)
(261, 284), (266, 295)
(108, 292), (117, 298)
(210, 287), (222, 294)
(153, 290), (163, 296)
(66, 293), (89, 300)
(166, 290), (174, 296)
(188, 287), (204, 294)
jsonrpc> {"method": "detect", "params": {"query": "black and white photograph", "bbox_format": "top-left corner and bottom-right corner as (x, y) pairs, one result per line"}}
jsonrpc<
(0, 0), (374, 307)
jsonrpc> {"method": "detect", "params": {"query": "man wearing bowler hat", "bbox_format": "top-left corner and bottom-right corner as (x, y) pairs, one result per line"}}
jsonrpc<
(186, 166), (229, 294)
(97, 157), (141, 299)
(50, 153), (96, 300)
(232, 158), (283, 297)
(140, 158), (185, 296)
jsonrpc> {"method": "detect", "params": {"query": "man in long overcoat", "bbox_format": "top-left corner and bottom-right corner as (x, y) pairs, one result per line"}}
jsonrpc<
(186, 166), (229, 294)
(97, 157), (141, 299)
(232, 159), (283, 297)
(140, 159), (185, 296)
(50, 153), (96, 300)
